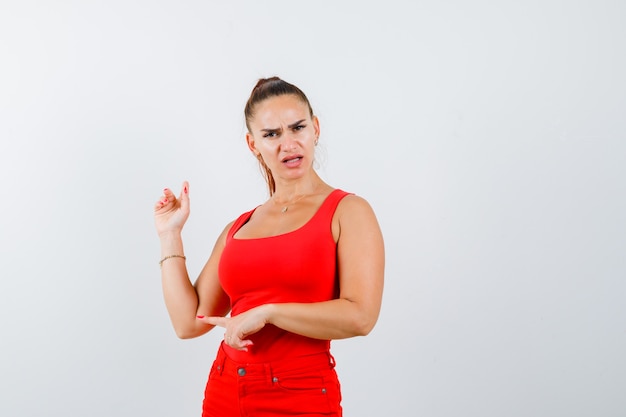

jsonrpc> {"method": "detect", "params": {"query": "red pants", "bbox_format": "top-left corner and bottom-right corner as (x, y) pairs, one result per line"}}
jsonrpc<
(202, 343), (342, 416)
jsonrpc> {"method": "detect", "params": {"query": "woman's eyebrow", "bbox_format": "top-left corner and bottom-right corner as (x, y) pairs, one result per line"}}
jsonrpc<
(261, 119), (306, 133)
(287, 119), (306, 129)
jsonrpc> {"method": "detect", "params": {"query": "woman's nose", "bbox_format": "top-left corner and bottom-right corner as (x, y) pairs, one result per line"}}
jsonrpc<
(280, 132), (297, 150)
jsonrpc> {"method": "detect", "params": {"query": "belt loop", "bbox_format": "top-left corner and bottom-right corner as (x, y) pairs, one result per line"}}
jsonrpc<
(327, 352), (336, 368)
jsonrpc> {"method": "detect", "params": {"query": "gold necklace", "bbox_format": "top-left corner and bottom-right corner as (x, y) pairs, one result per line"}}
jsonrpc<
(272, 193), (309, 213)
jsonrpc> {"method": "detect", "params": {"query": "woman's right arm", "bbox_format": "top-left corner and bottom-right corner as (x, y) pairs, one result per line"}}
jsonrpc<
(155, 182), (231, 339)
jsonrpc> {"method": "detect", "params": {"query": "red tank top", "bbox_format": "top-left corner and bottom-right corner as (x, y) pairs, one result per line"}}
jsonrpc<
(218, 189), (350, 362)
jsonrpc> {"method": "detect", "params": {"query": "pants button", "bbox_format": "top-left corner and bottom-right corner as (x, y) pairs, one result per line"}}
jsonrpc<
(237, 368), (246, 377)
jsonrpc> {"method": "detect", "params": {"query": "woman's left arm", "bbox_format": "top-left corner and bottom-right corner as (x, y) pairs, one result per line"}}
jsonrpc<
(203, 195), (384, 350)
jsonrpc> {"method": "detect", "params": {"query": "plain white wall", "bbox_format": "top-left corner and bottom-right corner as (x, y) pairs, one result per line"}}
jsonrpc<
(1, 1), (624, 416)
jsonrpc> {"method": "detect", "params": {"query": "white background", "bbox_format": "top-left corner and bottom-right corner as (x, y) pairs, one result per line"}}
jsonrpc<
(1, 1), (625, 416)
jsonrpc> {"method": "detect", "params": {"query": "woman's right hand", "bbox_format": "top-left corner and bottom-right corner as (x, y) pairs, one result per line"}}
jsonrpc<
(154, 181), (190, 237)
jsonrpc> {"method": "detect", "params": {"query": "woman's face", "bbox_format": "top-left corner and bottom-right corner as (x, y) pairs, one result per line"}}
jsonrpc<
(246, 94), (320, 182)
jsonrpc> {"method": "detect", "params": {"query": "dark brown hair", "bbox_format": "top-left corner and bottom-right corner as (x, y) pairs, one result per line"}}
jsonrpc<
(244, 77), (314, 195)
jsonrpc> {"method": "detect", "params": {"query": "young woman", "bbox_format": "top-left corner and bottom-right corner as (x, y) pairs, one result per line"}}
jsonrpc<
(154, 77), (384, 416)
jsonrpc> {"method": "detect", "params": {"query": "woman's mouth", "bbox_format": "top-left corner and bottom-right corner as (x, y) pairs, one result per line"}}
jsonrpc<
(282, 156), (303, 167)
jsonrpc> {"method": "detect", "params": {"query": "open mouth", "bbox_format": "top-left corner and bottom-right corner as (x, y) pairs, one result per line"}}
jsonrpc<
(282, 156), (302, 163)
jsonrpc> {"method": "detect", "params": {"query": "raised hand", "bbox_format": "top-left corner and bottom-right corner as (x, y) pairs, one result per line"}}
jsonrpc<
(154, 181), (190, 237)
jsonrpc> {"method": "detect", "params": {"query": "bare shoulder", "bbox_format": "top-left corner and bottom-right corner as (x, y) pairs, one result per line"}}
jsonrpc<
(333, 192), (382, 241)
(336, 193), (378, 218)
(220, 219), (237, 240)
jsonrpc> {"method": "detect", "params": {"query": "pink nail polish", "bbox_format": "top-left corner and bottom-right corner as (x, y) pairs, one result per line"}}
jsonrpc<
(196, 315), (205, 319)
(184, 186), (188, 194)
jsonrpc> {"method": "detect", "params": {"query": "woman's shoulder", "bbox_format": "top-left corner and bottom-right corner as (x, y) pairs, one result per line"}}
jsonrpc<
(333, 190), (379, 223)
(331, 190), (381, 243)
(335, 190), (373, 209)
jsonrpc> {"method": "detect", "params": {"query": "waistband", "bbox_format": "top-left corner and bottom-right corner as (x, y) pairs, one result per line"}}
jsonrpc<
(213, 342), (336, 380)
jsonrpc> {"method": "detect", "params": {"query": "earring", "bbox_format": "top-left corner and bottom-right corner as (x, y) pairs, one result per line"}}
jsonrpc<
(314, 138), (319, 146)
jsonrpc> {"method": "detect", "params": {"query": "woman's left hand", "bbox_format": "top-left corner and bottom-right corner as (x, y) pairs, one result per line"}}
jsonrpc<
(198, 305), (272, 351)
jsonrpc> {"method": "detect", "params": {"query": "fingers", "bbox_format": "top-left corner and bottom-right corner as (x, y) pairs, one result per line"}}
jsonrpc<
(179, 180), (190, 211)
(155, 181), (189, 212)
(230, 339), (254, 351)
(154, 195), (170, 211)
(201, 316), (227, 328)
(163, 187), (176, 202)
(198, 315), (254, 351)
(224, 333), (254, 351)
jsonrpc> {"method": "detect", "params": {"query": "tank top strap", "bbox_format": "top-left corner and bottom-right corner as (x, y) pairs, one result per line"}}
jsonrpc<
(308, 189), (352, 227)
(226, 209), (256, 240)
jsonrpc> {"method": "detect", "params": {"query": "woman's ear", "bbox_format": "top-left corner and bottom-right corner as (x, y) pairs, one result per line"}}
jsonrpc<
(312, 115), (320, 139)
(246, 132), (260, 156)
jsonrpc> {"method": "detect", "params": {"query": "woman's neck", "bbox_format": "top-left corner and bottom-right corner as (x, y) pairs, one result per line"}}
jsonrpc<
(271, 173), (325, 203)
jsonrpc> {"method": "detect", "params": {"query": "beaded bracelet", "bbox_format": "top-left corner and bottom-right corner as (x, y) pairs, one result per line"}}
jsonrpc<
(159, 254), (186, 268)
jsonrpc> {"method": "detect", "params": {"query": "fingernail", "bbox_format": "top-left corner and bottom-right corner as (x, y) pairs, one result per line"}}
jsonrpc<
(162, 198), (168, 203)
(184, 186), (188, 194)
(163, 188), (169, 193)
(196, 315), (204, 319)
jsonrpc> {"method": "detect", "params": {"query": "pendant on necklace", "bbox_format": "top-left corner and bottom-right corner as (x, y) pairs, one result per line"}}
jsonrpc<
(281, 206), (288, 213)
